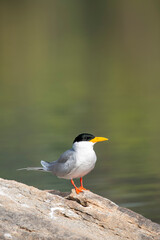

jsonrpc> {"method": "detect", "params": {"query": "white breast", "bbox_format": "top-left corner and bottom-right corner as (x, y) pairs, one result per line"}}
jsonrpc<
(65, 141), (97, 179)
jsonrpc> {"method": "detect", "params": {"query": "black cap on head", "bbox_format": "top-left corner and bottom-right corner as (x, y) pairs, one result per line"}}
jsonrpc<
(73, 133), (95, 143)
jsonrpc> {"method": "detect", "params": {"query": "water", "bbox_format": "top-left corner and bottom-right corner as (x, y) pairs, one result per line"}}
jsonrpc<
(0, 1), (160, 223)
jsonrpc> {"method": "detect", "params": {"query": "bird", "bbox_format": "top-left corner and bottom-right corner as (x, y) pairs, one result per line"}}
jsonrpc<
(18, 133), (108, 194)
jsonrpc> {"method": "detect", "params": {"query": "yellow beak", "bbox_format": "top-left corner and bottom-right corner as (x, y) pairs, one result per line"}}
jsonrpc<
(90, 137), (108, 143)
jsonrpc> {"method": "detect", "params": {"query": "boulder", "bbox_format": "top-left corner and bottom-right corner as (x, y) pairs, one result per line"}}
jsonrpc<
(0, 178), (159, 240)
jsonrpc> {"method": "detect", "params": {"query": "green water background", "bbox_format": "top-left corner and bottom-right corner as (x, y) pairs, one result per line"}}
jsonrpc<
(0, 1), (160, 223)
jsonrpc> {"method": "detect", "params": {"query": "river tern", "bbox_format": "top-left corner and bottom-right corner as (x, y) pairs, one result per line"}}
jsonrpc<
(19, 133), (108, 194)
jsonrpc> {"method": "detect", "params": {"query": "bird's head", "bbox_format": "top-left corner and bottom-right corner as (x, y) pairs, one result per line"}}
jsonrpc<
(73, 133), (108, 149)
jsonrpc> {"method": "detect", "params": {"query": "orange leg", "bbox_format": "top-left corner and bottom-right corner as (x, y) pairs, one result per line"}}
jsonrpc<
(78, 177), (88, 191)
(71, 179), (83, 194)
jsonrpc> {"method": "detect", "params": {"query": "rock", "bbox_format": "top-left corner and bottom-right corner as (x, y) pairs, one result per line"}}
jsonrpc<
(0, 178), (159, 240)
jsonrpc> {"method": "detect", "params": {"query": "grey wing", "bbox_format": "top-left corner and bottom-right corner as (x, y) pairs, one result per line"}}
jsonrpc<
(53, 149), (77, 178)
(57, 149), (74, 163)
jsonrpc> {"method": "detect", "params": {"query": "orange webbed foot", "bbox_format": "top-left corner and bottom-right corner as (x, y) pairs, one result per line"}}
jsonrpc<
(75, 186), (90, 194)
(78, 186), (89, 191)
(71, 178), (90, 194)
(75, 187), (83, 194)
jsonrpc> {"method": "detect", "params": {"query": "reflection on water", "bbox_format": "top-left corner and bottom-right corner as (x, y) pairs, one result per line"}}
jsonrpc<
(0, 1), (160, 223)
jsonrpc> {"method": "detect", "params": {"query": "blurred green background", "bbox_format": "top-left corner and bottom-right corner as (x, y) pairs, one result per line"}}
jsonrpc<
(0, 1), (160, 223)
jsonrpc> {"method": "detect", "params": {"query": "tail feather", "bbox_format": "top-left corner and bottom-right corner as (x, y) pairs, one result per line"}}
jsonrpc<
(18, 160), (54, 172)
(17, 167), (44, 171)
(41, 160), (53, 171)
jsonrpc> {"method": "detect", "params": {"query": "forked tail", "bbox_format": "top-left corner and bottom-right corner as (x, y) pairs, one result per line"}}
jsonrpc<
(18, 160), (52, 172)
(17, 166), (44, 171)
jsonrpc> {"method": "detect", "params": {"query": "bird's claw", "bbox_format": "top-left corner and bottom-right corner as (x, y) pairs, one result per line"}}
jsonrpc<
(75, 187), (89, 194)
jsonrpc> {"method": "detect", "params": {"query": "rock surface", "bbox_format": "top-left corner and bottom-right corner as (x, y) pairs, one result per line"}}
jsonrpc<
(0, 178), (160, 240)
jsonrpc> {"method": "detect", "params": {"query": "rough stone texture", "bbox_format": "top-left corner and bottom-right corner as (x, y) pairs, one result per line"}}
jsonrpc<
(0, 178), (159, 240)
